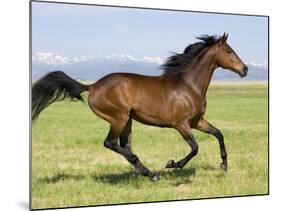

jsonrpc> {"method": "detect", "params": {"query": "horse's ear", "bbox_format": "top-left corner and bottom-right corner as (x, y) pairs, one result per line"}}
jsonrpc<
(224, 33), (228, 42)
(218, 33), (228, 45)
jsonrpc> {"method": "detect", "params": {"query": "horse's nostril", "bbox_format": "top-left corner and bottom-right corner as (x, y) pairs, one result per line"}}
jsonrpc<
(243, 66), (248, 73)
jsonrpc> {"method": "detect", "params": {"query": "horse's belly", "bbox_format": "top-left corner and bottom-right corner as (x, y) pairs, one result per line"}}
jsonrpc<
(130, 109), (172, 127)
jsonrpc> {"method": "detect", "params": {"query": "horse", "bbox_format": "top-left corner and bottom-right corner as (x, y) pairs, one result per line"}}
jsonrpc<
(32, 33), (248, 181)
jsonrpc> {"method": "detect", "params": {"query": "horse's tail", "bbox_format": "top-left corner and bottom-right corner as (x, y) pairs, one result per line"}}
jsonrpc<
(32, 71), (89, 120)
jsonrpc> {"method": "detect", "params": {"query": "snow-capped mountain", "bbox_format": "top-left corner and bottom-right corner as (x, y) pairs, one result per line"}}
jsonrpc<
(32, 52), (164, 66)
(32, 53), (164, 80)
(32, 52), (268, 81)
(247, 61), (268, 69)
(32, 52), (72, 65)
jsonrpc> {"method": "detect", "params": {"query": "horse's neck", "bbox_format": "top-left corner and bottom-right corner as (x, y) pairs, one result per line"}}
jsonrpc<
(184, 49), (217, 97)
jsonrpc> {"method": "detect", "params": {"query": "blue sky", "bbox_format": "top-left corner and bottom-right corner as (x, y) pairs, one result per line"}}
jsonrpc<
(32, 1), (268, 65)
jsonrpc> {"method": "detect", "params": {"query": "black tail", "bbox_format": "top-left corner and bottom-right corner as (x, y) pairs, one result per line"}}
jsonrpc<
(32, 71), (89, 120)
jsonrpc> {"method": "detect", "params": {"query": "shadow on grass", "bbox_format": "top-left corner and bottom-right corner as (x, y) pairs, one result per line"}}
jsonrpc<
(38, 172), (85, 184)
(37, 164), (217, 185)
(91, 167), (196, 185)
(199, 164), (217, 171)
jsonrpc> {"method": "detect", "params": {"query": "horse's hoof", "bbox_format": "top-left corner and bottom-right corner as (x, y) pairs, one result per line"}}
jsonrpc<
(165, 160), (176, 168)
(220, 163), (227, 172)
(151, 174), (161, 182)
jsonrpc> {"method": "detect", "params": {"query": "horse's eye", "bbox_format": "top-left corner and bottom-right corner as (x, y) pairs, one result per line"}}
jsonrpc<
(226, 50), (232, 54)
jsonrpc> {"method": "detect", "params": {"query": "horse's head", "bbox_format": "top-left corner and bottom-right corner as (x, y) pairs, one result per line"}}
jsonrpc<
(215, 33), (248, 78)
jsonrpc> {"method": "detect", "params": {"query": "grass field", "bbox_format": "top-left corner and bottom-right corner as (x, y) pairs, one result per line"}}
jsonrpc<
(31, 82), (268, 209)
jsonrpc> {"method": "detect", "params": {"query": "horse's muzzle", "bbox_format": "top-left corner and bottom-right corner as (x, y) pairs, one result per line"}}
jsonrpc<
(239, 66), (248, 78)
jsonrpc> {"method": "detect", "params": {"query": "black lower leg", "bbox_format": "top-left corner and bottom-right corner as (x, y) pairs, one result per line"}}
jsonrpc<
(166, 126), (198, 169)
(196, 119), (228, 171)
(213, 130), (228, 171)
(104, 135), (159, 180)
(119, 119), (132, 153)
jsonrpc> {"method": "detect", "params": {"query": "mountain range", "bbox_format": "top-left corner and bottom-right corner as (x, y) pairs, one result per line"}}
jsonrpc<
(32, 53), (268, 81)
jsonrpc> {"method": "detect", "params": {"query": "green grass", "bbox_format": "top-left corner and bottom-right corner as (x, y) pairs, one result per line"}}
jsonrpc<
(32, 82), (268, 209)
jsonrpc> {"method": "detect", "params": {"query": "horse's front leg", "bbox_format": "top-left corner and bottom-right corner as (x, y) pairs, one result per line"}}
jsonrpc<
(166, 123), (199, 169)
(196, 118), (228, 171)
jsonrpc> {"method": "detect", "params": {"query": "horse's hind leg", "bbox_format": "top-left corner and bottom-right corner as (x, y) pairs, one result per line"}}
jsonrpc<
(196, 118), (227, 171)
(166, 123), (198, 169)
(119, 118), (132, 153)
(104, 118), (159, 181)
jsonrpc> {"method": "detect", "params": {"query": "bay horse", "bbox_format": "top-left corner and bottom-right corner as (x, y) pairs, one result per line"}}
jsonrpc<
(32, 33), (248, 181)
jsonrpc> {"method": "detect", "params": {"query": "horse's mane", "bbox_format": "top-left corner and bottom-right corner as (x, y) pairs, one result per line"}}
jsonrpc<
(161, 35), (220, 75)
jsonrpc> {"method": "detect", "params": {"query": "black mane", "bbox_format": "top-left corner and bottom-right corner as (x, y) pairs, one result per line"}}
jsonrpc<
(161, 35), (220, 74)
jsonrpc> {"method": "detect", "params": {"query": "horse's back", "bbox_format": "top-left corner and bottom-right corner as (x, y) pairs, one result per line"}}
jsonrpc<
(87, 72), (164, 122)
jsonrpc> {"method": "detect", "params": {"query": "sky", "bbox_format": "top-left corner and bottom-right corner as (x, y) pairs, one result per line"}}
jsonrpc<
(32, 1), (268, 66)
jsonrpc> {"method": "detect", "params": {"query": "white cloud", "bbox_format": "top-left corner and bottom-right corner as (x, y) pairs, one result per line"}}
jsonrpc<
(247, 61), (268, 68)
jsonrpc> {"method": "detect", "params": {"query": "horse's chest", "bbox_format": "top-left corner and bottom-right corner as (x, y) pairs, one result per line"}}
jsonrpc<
(171, 96), (206, 127)
(189, 99), (206, 126)
(189, 96), (206, 113)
